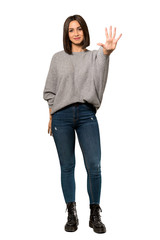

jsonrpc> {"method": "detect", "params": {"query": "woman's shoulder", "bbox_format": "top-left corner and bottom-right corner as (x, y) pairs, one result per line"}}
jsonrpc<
(50, 50), (65, 64)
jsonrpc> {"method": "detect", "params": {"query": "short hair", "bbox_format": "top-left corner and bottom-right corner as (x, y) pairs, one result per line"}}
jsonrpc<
(63, 14), (90, 55)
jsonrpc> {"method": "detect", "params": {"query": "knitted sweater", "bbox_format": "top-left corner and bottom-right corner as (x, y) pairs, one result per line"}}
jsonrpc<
(43, 46), (110, 114)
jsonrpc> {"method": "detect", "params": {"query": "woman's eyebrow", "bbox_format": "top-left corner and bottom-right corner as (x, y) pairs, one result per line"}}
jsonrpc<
(69, 26), (81, 29)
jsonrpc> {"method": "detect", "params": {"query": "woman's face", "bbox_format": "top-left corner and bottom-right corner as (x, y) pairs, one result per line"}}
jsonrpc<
(68, 20), (84, 46)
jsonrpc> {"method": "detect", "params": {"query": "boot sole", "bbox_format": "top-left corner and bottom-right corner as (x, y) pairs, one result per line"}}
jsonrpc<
(89, 221), (106, 234)
(65, 220), (79, 232)
(65, 225), (78, 232)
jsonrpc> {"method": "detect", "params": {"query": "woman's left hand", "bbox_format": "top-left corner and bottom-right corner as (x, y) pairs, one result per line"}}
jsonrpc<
(97, 26), (122, 55)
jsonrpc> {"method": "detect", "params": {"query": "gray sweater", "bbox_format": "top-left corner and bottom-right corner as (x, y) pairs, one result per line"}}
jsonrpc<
(43, 46), (110, 115)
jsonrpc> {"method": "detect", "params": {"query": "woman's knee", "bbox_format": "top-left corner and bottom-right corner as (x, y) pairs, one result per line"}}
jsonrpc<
(61, 163), (75, 174)
(87, 162), (101, 175)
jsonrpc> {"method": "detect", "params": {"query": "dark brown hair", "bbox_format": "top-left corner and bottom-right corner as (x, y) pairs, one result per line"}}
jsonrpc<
(63, 14), (90, 55)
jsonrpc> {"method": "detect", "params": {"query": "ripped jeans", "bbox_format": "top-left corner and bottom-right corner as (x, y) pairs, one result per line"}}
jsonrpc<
(51, 102), (101, 204)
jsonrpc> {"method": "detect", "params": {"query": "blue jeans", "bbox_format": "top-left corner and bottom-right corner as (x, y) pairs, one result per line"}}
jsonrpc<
(51, 102), (101, 204)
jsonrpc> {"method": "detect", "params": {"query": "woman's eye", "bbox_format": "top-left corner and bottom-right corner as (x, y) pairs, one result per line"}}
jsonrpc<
(69, 28), (82, 32)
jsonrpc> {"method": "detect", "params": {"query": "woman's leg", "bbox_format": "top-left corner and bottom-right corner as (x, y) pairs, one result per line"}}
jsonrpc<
(51, 110), (76, 203)
(76, 105), (101, 204)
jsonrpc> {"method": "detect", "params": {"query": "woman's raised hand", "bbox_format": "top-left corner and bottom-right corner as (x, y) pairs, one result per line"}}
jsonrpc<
(97, 26), (122, 55)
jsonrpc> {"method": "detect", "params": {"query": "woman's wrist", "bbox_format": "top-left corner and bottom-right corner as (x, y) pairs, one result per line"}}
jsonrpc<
(49, 108), (52, 119)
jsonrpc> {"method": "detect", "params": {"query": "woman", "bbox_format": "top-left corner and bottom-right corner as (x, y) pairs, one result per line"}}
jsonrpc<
(43, 14), (122, 234)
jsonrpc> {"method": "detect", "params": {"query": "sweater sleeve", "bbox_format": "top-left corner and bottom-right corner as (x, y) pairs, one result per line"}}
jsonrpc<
(43, 54), (57, 108)
(93, 46), (110, 103)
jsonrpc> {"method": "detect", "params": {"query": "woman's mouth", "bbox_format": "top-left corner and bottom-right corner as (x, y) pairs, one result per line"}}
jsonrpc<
(74, 37), (81, 40)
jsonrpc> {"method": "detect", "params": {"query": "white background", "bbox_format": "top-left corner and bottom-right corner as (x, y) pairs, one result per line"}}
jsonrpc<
(0, 0), (160, 239)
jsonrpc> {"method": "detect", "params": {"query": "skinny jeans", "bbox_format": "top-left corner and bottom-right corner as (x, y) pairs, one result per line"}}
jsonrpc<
(51, 102), (102, 204)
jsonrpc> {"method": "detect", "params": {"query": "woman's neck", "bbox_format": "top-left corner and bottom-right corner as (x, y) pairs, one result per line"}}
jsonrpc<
(72, 45), (87, 53)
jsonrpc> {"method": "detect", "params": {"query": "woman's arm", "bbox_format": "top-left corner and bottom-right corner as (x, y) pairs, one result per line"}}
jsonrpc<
(43, 54), (57, 109)
(92, 26), (122, 103)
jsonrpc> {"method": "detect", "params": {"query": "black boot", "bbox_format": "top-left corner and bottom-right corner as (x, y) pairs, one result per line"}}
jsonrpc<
(65, 202), (79, 232)
(89, 204), (106, 233)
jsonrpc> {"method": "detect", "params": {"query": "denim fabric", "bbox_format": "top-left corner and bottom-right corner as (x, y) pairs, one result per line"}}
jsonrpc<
(51, 102), (101, 204)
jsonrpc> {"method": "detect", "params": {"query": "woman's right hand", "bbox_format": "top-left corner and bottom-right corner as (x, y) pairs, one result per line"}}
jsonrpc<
(48, 117), (52, 136)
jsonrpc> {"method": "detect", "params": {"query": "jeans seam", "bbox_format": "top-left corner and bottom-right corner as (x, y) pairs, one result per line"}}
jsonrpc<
(81, 149), (94, 203)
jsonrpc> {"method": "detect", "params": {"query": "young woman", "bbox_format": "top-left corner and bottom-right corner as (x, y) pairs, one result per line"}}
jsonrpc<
(43, 14), (122, 234)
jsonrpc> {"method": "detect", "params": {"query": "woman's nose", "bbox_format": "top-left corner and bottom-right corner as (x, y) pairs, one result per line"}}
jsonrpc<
(75, 30), (79, 35)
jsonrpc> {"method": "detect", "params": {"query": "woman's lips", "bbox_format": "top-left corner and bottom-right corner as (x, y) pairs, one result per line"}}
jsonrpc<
(74, 37), (81, 40)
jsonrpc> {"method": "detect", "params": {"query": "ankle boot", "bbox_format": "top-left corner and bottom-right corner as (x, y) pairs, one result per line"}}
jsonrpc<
(65, 202), (79, 232)
(89, 204), (106, 233)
